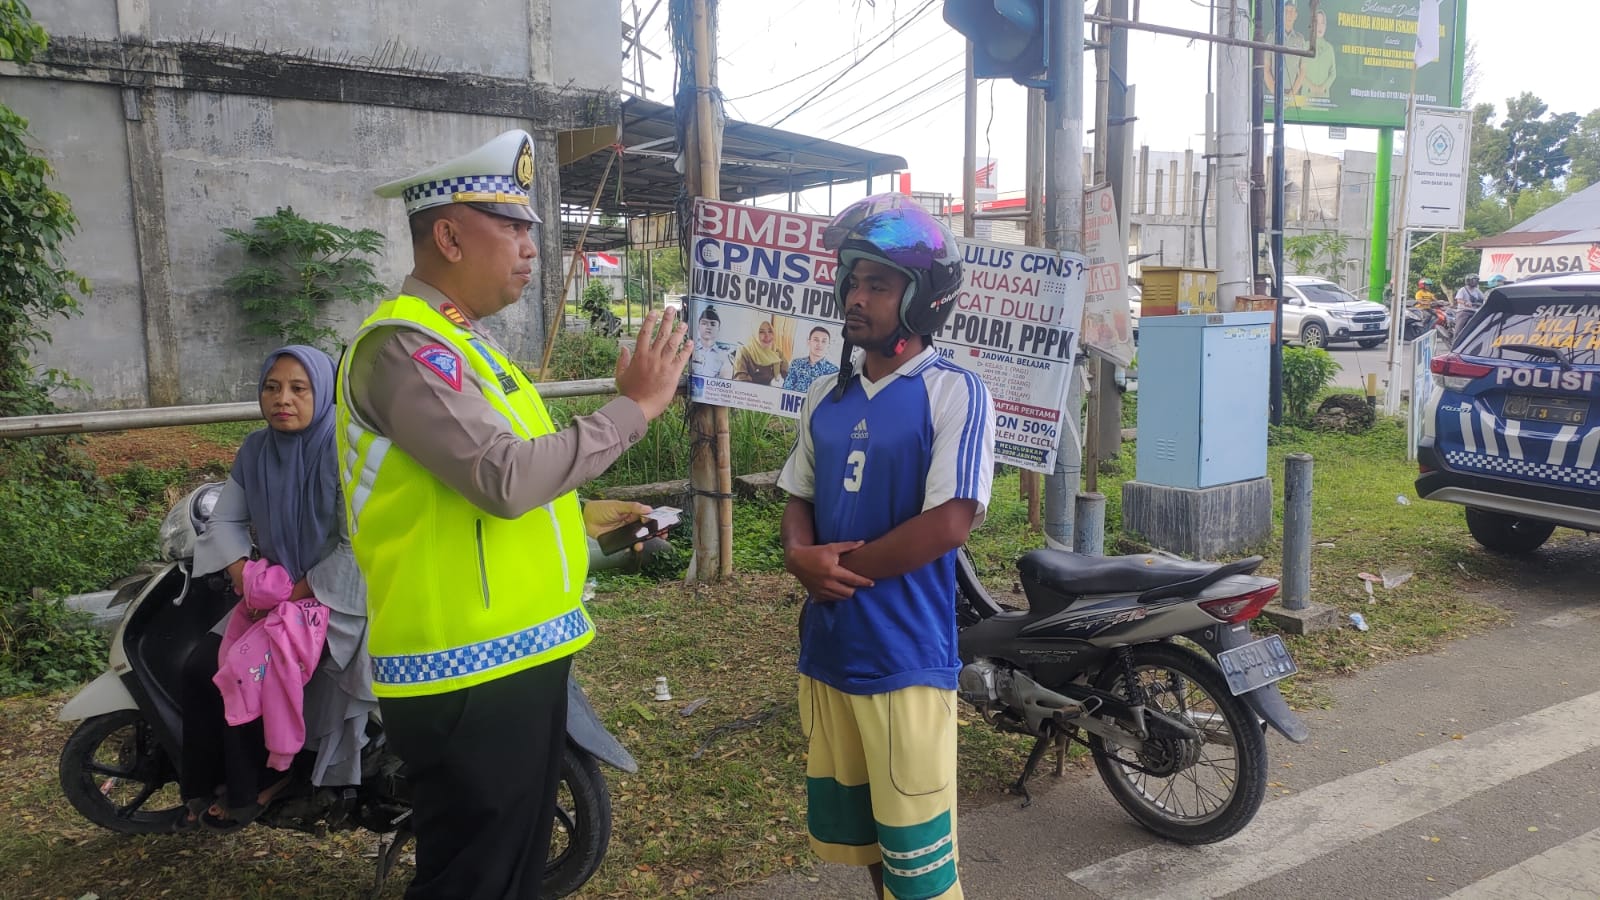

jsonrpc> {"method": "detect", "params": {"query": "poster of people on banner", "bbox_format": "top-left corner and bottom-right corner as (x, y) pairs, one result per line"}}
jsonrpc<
(686, 198), (1089, 473)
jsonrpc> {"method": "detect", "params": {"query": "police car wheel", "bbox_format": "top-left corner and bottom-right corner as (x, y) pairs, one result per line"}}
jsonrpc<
(1465, 508), (1556, 555)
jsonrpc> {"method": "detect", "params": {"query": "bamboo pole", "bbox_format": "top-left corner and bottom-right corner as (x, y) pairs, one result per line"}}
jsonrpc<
(686, 0), (731, 581)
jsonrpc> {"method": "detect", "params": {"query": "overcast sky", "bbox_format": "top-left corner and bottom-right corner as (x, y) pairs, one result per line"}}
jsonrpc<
(626, 0), (1592, 211)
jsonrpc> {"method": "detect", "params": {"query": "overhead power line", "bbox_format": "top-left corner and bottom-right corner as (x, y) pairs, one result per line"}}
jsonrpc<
(764, 0), (939, 130)
(816, 55), (965, 141)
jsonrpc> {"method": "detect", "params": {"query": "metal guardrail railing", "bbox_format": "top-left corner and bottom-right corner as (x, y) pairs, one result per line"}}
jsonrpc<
(0, 377), (620, 439)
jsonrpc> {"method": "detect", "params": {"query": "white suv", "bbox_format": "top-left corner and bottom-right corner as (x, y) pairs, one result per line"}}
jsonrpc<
(1281, 276), (1389, 349)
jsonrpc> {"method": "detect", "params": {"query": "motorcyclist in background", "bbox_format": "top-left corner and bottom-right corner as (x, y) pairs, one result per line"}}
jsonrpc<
(1453, 274), (1486, 342)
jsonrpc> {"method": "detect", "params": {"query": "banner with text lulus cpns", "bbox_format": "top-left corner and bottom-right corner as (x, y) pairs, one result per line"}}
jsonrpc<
(686, 199), (1088, 473)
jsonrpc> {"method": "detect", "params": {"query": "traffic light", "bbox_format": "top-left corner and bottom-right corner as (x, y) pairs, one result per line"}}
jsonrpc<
(942, 0), (1050, 87)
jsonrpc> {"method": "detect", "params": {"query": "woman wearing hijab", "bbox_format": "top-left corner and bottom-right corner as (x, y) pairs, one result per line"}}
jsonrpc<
(175, 345), (374, 832)
(732, 319), (790, 386)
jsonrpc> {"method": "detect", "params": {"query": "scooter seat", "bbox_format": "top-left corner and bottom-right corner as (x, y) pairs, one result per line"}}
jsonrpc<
(1018, 549), (1261, 598)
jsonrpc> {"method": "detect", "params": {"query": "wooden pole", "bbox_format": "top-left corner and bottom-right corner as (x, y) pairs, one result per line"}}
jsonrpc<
(684, 0), (731, 581)
(538, 149), (618, 378)
(1022, 88), (1046, 531)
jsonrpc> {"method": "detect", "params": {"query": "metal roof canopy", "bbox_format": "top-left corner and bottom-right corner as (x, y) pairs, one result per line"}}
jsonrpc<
(557, 97), (908, 219)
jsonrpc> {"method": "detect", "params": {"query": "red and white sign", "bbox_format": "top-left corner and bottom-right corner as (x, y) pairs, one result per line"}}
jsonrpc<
(975, 159), (997, 190)
(1479, 243), (1600, 281)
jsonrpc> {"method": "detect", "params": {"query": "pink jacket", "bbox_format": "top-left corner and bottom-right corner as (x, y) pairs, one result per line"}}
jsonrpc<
(213, 559), (330, 770)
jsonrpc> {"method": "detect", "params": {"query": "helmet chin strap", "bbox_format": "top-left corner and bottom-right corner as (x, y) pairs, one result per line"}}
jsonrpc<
(830, 330), (910, 402)
(875, 327), (910, 358)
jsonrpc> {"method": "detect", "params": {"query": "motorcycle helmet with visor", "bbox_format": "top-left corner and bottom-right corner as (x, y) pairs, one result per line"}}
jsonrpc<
(825, 194), (964, 341)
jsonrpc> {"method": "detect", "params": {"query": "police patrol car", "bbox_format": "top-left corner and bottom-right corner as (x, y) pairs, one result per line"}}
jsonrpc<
(1415, 272), (1600, 554)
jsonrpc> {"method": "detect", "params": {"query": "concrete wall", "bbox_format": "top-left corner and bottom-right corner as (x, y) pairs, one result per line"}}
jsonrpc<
(2, 0), (614, 409)
(150, 91), (547, 402)
(3, 79), (151, 404)
(552, 0), (622, 92)
(28, 0), (119, 39)
(151, 1), (531, 80)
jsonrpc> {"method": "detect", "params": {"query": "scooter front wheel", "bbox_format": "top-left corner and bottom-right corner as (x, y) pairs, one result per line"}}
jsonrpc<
(543, 743), (613, 898)
(59, 709), (184, 834)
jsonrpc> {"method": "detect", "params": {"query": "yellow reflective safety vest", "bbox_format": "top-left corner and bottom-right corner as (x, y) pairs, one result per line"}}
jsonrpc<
(335, 295), (592, 698)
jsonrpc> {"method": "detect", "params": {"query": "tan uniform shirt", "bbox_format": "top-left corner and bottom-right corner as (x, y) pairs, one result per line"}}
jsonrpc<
(346, 276), (646, 519)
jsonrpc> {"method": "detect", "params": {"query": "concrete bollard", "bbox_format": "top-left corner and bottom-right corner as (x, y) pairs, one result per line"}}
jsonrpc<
(1073, 492), (1107, 556)
(1282, 453), (1313, 610)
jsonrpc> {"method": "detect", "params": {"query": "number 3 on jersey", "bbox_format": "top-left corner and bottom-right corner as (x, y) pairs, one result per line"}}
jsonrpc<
(842, 450), (866, 493)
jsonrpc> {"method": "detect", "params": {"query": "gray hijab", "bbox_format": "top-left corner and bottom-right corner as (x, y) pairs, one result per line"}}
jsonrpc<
(232, 345), (340, 582)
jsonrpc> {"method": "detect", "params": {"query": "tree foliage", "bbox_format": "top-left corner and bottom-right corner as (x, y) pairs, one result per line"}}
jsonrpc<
(1566, 109), (1600, 190)
(222, 207), (386, 352)
(623, 248), (687, 307)
(1284, 231), (1348, 281)
(1469, 93), (1581, 218)
(0, 0), (47, 64)
(1461, 93), (1600, 242)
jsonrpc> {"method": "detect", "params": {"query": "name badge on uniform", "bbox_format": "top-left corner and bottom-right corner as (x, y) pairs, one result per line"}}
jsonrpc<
(468, 339), (522, 395)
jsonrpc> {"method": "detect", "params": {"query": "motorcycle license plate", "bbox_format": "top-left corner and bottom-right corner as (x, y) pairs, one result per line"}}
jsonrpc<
(1216, 635), (1298, 696)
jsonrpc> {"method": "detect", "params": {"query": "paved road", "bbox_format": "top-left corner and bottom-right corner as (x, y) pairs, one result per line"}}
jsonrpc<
(718, 535), (1600, 900)
(1325, 341), (1398, 392)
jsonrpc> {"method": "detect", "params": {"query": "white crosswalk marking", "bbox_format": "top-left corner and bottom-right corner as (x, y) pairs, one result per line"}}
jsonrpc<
(1067, 689), (1600, 899)
(1442, 826), (1600, 899)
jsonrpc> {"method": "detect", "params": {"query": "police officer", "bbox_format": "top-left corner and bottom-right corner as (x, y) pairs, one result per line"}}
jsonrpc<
(336, 130), (690, 898)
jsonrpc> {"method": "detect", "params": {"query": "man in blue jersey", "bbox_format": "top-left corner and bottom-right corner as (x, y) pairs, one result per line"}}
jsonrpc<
(777, 195), (994, 900)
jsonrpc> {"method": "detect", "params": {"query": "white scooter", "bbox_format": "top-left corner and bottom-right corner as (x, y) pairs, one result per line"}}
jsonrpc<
(58, 483), (634, 897)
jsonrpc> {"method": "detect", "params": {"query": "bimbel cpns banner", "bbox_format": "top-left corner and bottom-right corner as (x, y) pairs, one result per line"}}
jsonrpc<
(686, 199), (1088, 473)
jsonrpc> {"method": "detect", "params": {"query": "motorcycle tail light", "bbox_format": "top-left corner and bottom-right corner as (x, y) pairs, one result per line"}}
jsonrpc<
(1199, 584), (1280, 623)
(1430, 354), (1493, 392)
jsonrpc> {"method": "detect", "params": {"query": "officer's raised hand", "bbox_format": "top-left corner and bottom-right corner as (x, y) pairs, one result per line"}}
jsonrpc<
(616, 308), (692, 420)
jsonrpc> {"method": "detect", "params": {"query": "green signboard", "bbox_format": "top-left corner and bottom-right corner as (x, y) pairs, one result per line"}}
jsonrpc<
(1263, 0), (1467, 129)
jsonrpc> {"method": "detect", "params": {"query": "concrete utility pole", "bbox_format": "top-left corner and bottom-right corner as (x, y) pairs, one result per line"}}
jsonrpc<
(1042, 0), (1087, 549)
(1214, 0), (1252, 312)
(1087, 0), (1131, 487)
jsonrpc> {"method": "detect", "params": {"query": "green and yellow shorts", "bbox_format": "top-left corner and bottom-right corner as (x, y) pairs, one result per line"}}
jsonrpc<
(799, 675), (963, 900)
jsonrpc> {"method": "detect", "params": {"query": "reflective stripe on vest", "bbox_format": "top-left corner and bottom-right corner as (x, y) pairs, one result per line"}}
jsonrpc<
(335, 295), (592, 697)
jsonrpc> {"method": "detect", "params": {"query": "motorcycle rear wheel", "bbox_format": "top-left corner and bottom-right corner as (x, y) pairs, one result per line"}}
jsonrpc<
(59, 709), (184, 835)
(1088, 642), (1267, 845)
(543, 744), (612, 898)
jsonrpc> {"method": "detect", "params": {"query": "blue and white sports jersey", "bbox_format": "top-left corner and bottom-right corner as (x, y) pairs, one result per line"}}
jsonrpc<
(777, 347), (996, 694)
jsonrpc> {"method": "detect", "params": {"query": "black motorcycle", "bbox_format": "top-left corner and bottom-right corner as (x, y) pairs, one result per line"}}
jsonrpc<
(955, 547), (1309, 844)
(57, 483), (634, 897)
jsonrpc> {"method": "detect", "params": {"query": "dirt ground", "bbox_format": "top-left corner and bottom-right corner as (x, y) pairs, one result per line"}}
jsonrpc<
(78, 427), (241, 476)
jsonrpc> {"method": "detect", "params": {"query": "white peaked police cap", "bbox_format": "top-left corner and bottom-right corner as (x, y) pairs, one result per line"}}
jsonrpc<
(374, 129), (542, 224)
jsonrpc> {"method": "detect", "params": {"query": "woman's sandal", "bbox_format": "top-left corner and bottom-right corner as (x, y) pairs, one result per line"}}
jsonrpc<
(198, 774), (292, 834)
(199, 801), (264, 834)
(171, 797), (208, 833)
